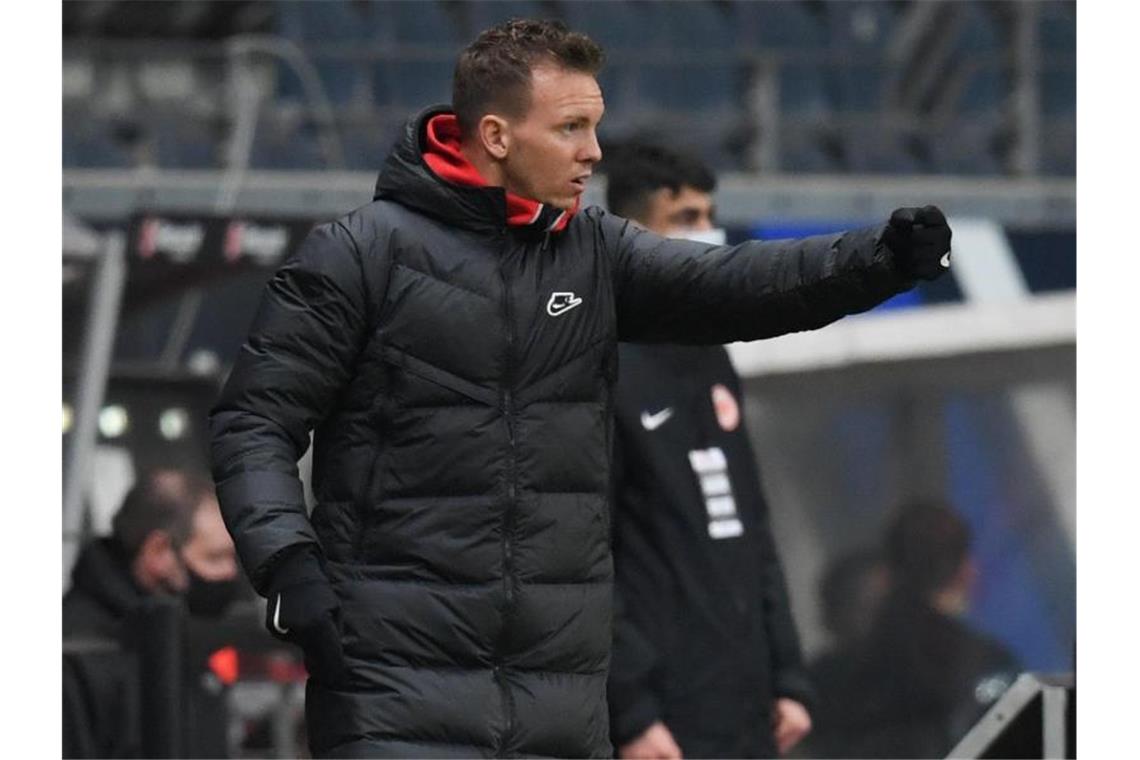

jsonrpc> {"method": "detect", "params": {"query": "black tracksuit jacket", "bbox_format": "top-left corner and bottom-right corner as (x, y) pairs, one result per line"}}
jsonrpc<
(608, 344), (813, 758)
(210, 104), (914, 758)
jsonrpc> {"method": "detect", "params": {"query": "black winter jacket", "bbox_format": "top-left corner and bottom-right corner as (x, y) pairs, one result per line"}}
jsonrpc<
(63, 539), (146, 758)
(608, 344), (812, 758)
(210, 105), (914, 758)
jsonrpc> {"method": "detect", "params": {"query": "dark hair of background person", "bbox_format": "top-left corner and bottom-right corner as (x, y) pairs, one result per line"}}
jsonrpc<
(603, 141), (718, 221)
(884, 500), (972, 597)
(452, 17), (605, 137)
(111, 469), (215, 558)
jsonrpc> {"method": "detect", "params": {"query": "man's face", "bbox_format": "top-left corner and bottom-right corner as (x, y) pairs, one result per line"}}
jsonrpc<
(181, 498), (238, 582)
(500, 65), (605, 210)
(640, 185), (716, 237)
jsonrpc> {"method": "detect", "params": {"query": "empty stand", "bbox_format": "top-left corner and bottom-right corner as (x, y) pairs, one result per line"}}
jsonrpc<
(62, 0), (1076, 177)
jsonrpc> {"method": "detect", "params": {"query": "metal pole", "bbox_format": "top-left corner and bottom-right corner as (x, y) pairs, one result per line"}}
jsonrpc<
(1042, 683), (1068, 759)
(1011, 2), (1041, 176)
(63, 229), (128, 587)
(745, 56), (780, 174)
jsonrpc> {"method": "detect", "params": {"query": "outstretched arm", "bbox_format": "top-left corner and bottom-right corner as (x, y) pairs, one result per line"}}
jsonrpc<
(602, 205), (951, 344)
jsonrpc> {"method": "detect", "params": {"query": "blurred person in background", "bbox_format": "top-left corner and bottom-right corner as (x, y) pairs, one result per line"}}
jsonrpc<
(793, 548), (887, 759)
(816, 547), (889, 649)
(603, 142), (814, 759)
(209, 17), (952, 758)
(804, 501), (1020, 758)
(63, 468), (242, 758)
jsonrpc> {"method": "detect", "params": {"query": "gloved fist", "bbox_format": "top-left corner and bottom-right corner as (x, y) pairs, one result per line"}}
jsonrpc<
(883, 205), (952, 281)
(265, 545), (349, 686)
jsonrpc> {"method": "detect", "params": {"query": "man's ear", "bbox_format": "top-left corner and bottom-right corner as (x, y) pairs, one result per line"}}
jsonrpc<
(477, 114), (511, 160)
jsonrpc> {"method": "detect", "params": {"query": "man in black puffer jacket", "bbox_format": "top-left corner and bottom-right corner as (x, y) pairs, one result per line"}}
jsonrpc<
(210, 19), (951, 759)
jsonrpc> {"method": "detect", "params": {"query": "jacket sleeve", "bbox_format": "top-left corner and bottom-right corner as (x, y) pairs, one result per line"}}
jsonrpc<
(209, 220), (371, 594)
(595, 209), (912, 344)
(759, 532), (816, 709)
(608, 588), (665, 747)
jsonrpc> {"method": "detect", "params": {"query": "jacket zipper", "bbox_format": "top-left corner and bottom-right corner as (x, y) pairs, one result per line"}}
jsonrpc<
(495, 231), (518, 756)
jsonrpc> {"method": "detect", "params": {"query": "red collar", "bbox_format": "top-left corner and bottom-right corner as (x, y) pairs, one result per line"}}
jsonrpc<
(422, 114), (577, 232)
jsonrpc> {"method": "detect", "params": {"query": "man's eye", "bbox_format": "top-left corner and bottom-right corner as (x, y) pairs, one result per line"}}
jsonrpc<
(562, 123), (579, 133)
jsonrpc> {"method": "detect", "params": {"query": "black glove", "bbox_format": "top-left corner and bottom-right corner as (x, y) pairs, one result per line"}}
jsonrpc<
(883, 205), (952, 281)
(265, 545), (349, 686)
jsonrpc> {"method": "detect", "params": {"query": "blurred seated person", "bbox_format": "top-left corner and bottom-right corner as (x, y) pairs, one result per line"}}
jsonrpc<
(799, 547), (888, 739)
(63, 468), (243, 758)
(803, 501), (1020, 759)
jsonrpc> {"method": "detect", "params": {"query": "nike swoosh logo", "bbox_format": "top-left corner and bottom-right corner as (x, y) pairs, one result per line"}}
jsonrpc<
(941, 251), (951, 268)
(272, 594), (290, 635)
(641, 407), (674, 431)
(547, 292), (583, 317)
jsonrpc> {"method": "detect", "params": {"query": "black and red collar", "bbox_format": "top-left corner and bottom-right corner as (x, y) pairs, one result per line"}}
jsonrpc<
(421, 113), (577, 233)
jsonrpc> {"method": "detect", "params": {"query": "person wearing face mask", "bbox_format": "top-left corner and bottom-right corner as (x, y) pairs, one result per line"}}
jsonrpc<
(181, 485), (243, 618)
(63, 468), (245, 758)
(603, 142), (815, 759)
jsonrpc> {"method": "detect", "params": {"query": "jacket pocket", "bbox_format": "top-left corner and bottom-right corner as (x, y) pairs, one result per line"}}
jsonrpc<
(382, 345), (499, 407)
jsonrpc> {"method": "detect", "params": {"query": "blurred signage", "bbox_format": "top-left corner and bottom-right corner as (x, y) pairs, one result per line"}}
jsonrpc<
(137, 217), (205, 263)
(223, 220), (291, 265)
(128, 213), (316, 268)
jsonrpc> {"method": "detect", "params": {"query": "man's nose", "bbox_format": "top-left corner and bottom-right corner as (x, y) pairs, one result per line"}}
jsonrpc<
(581, 130), (602, 163)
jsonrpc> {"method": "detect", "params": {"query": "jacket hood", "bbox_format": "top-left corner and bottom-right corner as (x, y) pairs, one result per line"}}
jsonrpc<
(373, 105), (577, 236)
(69, 538), (147, 621)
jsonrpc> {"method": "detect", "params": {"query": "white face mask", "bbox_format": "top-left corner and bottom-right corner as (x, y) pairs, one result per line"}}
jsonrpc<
(672, 227), (727, 246)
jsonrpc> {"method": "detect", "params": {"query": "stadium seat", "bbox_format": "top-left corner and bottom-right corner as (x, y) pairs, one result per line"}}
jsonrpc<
(733, 0), (828, 50)
(379, 59), (455, 109)
(829, 60), (886, 114)
(63, 118), (135, 169)
(467, 1), (551, 34)
(1039, 1), (1075, 53)
(278, 0), (371, 43)
(1041, 65), (1075, 117)
(275, 0), (372, 106)
(151, 116), (219, 169)
(1041, 121), (1075, 175)
(780, 120), (841, 173)
(561, 0), (645, 49)
(638, 61), (739, 112)
(824, 2), (897, 113)
(842, 121), (924, 175)
(384, 0), (466, 45)
(248, 111), (333, 170)
(927, 118), (1005, 175)
(649, 0), (734, 51)
(826, 0), (897, 49)
(340, 118), (405, 170)
(957, 2), (1004, 54)
(373, 1), (465, 108)
(779, 62), (833, 115)
(957, 62), (1010, 116)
